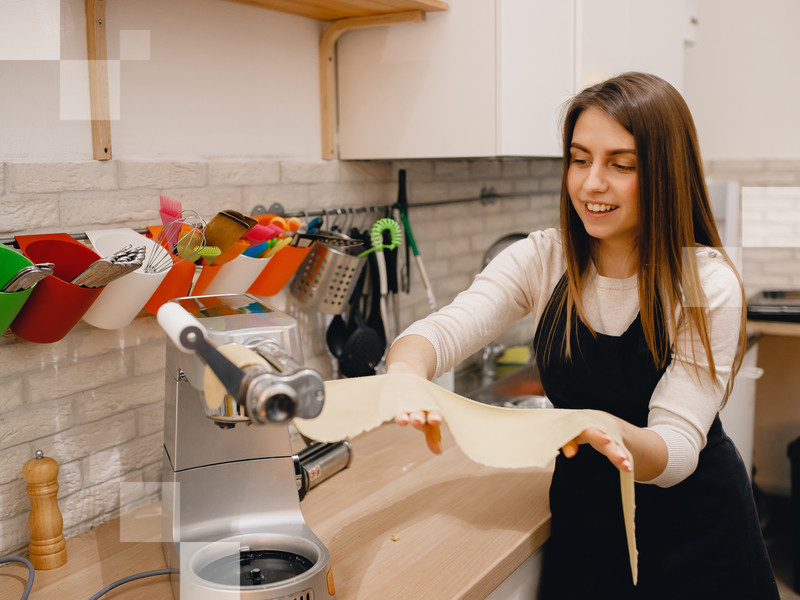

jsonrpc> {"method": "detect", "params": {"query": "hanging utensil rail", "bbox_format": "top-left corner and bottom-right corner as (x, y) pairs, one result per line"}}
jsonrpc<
(0, 187), (530, 248)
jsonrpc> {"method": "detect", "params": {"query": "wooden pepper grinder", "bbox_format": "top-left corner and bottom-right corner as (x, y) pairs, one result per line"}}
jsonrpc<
(22, 450), (67, 569)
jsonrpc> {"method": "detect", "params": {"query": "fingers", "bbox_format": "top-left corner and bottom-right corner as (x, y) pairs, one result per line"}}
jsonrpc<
(417, 411), (443, 454)
(562, 427), (632, 472)
(562, 438), (579, 458)
(409, 410), (442, 427)
(585, 428), (632, 472)
(394, 410), (443, 455)
(395, 410), (442, 427)
(423, 422), (443, 455)
(409, 410), (427, 427)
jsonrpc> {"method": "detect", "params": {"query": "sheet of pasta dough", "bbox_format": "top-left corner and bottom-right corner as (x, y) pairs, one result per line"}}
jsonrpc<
(293, 372), (638, 584)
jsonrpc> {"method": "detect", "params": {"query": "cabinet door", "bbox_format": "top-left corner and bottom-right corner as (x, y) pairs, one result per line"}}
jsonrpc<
(498, 0), (574, 156)
(337, 0), (497, 159)
(576, 0), (686, 92)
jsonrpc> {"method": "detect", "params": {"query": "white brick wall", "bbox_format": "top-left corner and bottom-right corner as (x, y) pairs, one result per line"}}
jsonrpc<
(742, 187), (800, 248)
(0, 156), (561, 557)
(705, 161), (800, 297)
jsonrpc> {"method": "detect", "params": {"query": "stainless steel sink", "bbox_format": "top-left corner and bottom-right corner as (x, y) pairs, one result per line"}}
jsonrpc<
(455, 362), (551, 408)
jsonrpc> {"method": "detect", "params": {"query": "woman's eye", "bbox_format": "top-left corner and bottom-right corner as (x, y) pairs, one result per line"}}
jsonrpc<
(614, 164), (636, 172)
(570, 156), (588, 165)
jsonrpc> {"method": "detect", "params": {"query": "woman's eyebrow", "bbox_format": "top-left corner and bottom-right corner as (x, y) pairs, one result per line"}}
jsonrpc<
(570, 142), (636, 156)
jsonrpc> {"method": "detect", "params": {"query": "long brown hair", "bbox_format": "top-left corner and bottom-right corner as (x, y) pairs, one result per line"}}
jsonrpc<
(547, 72), (745, 403)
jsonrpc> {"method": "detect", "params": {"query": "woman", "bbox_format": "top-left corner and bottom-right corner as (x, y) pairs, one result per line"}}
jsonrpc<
(386, 72), (779, 599)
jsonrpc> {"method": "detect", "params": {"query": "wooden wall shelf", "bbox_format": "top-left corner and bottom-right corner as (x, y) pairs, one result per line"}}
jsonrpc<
(84, 0), (448, 161)
(225, 0), (450, 159)
(222, 0), (448, 22)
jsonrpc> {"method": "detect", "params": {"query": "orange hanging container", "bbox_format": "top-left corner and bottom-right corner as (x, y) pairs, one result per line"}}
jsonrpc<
(247, 214), (311, 297)
(142, 225), (196, 315)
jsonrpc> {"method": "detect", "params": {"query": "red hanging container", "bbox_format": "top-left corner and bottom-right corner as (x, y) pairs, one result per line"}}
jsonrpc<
(11, 234), (104, 343)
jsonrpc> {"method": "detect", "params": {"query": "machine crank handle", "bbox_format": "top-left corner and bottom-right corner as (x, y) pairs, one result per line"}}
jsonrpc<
(157, 302), (248, 403)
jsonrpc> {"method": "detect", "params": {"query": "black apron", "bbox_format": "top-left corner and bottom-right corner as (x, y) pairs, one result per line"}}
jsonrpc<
(533, 274), (779, 600)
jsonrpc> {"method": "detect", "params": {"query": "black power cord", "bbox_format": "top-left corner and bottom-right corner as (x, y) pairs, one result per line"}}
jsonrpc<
(0, 556), (178, 600)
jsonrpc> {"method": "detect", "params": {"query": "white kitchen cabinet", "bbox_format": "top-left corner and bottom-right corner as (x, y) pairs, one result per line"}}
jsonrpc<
(336, 0), (688, 160)
(337, 0), (572, 159)
(575, 0), (687, 93)
(484, 547), (544, 600)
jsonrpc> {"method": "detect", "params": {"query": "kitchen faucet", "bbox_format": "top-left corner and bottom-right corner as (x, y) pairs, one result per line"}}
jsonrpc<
(479, 342), (506, 385)
(475, 234), (528, 386)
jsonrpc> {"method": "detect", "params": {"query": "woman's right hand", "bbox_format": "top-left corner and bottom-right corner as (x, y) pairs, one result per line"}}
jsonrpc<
(385, 335), (443, 455)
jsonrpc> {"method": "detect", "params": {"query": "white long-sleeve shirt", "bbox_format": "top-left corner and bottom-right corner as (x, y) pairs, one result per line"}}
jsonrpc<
(398, 228), (743, 488)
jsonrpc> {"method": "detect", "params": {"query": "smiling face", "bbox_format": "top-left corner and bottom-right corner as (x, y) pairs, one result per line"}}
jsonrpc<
(567, 107), (640, 258)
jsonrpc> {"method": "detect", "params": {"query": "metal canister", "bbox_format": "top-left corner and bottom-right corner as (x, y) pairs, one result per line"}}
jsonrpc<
(295, 441), (352, 500)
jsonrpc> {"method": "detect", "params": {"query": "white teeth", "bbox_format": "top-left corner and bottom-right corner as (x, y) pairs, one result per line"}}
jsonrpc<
(586, 203), (617, 213)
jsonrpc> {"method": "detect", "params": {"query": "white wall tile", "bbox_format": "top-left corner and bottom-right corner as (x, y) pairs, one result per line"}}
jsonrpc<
(132, 344), (166, 377)
(0, 513), (29, 557)
(26, 353), (127, 403)
(339, 161), (393, 183)
(0, 400), (74, 448)
(0, 377), (23, 412)
(0, 478), (29, 519)
(208, 160), (280, 186)
(58, 191), (157, 229)
(280, 160), (340, 184)
(6, 162), (117, 193)
(136, 402), (164, 437)
(58, 460), (84, 498)
(0, 446), (32, 485)
(469, 159), (503, 179)
(0, 195), (61, 236)
(47, 413), (137, 464)
(81, 433), (162, 488)
(60, 478), (124, 531)
(76, 376), (162, 424)
(433, 160), (472, 180)
(118, 161), (207, 190)
(243, 183), (311, 213)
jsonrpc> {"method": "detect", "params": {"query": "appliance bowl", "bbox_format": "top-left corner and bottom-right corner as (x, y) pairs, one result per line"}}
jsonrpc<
(180, 533), (332, 599)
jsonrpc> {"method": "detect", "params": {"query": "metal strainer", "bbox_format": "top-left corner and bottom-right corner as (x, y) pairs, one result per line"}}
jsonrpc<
(290, 235), (366, 315)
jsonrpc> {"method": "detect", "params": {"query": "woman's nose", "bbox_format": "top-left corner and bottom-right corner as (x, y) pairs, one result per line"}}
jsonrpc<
(583, 164), (607, 192)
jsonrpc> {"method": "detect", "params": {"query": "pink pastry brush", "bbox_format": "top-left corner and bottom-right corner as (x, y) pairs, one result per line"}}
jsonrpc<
(244, 222), (283, 243)
(159, 195), (183, 250)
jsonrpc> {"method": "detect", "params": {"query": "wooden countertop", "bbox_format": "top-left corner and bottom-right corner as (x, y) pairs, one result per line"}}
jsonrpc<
(747, 319), (800, 338)
(0, 423), (552, 600)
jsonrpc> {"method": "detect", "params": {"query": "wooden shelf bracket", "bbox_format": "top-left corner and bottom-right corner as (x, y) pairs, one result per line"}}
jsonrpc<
(85, 0), (113, 160)
(320, 10), (426, 160)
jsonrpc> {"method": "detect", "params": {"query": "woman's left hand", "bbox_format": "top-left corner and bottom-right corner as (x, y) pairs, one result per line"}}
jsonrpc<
(562, 427), (632, 472)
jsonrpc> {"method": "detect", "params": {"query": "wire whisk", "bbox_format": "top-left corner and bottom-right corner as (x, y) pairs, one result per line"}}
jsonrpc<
(144, 210), (208, 274)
